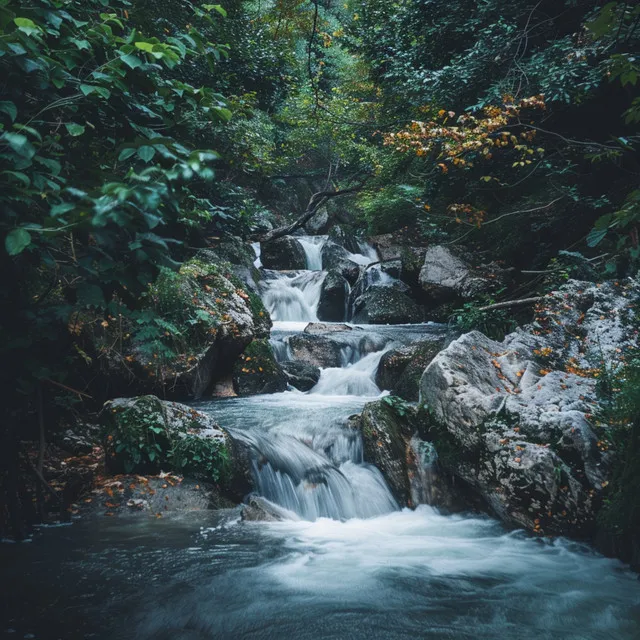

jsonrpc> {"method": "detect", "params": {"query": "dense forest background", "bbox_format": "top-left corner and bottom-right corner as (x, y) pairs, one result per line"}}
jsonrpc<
(1, 0), (639, 546)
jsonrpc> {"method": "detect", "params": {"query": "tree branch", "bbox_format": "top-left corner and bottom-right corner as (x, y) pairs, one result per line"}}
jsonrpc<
(478, 296), (543, 312)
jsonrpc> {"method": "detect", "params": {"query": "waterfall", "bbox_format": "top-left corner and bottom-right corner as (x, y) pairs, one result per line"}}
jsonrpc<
(251, 241), (262, 268)
(260, 270), (326, 322)
(297, 235), (327, 270)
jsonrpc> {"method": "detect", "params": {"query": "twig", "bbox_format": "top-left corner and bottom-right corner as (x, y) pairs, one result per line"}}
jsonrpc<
(478, 296), (543, 312)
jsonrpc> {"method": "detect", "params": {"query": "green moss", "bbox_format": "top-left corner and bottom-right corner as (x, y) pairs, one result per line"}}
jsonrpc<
(233, 339), (285, 395)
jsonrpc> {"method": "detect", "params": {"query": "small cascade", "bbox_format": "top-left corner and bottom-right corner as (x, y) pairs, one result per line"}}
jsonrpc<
(311, 348), (389, 397)
(251, 241), (262, 268)
(260, 270), (326, 322)
(345, 240), (379, 266)
(297, 235), (327, 270)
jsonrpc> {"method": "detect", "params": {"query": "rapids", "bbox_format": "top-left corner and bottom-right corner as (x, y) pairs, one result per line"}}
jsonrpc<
(2, 236), (639, 640)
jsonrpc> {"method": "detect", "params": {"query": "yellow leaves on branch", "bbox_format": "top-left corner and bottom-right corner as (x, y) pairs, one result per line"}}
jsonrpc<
(383, 94), (546, 172)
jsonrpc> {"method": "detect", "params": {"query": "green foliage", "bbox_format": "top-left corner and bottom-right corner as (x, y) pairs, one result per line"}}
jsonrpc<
(381, 395), (413, 418)
(0, 0), (233, 403)
(168, 434), (229, 482)
(452, 301), (517, 341)
(105, 398), (169, 473)
(597, 351), (640, 538)
(357, 185), (422, 234)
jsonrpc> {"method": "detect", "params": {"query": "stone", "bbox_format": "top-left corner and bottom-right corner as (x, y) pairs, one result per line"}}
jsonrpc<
(317, 269), (349, 322)
(281, 360), (321, 391)
(352, 288), (423, 325)
(304, 206), (330, 234)
(288, 333), (343, 368)
(328, 225), (361, 254)
(419, 245), (491, 301)
(241, 495), (292, 522)
(376, 340), (443, 400)
(304, 322), (353, 334)
(321, 240), (361, 284)
(419, 279), (640, 537)
(260, 236), (307, 270)
(233, 339), (287, 396)
(355, 399), (413, 506)
(101, 395), (253, 501)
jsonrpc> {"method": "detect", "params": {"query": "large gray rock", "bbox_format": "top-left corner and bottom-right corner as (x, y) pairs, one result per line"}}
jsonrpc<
(352, 288), (423, 325)
(304, 206), (330, 234)
(317, 269), (349, 322)
(321, 240), (361, 284)
(328, 225), (361, 254)
(261, 236), (307, 270)
(376, 340), (443, 400)
(419, 246), (490, 301)
(288, 333), (344, 368)
(281, 360), (321, 391)
(420, 279), (639, 537)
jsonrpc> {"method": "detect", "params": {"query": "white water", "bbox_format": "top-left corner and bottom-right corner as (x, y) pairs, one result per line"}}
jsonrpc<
(311, 348), (389, 396)
(260, 270), (326, 322)
(298, 235), (327, 270)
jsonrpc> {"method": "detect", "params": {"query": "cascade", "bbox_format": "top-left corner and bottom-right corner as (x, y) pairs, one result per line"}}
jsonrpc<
(297, 235), (327, 271)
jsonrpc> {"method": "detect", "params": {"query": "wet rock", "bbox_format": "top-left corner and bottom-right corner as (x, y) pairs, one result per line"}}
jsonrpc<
(419, 245), (492, 301)
(419, 279), (640, 537)
(399, 246), (428, 288)
(370, 234), (401, 261)
(376, 340), (443, 400)
(304, 206), (330, 234)
(56, 419), (101, 455)
(288, 333), (343, 368)
(304, 322), (353, 334)
(317, 269), (349, 322)
(321, 241), (361, 284)
(355, 399), (414, 506)
(101, 395), (252, 501)
(261, 236), (307, 270)
(241, 495), (290, 522)
(328, 225), (361, 254)
(281, 360), (321, 391)
(233, 339), (287, 396)
(352, 288), (423, 324)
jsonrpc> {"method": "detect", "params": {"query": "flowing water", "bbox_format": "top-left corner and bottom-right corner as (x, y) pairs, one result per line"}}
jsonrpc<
(3, 237), (640, 640)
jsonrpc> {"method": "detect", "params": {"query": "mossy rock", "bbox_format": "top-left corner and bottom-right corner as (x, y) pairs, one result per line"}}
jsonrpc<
(233, 339), (287, 396)
(352, 288), (423, 325)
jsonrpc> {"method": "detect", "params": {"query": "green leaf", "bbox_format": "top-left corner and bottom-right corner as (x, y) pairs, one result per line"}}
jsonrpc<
(0, 101), (17, 122)
(14, 17), (41, 36)
(586, 227), (608, 248)
(137, 146), (156, 162)
(118, 147), (136, 161)
(120, 53), (143, 69)
(3, 132), (36, 159)
(65, 123), (85, 137)
(80, 84), (96, 96)
(203, 4), (227, 17)
(50, 203), (75, 218)
(5, 228), (32, 256)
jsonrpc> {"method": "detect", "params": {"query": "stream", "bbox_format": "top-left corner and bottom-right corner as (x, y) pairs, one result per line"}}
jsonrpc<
(2, 236), (640, 640)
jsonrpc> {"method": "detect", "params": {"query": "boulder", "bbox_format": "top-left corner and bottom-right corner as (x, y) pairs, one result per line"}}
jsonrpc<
(370, 234), (401, 261)
(355, 399), (414, 505)
(99, 258), (271, 399)
(304, 322), (353, 334)
(321, 241), (361, 284)
(304, 206), (330, 234)
(328, 225), (361, 254)
(281, 360), (321, 391)
(101, 395), (252, 502)
(419, 245), (491, 301)
(399, 246), (428, 288)
(419, 279), (640, 537)
(376, 340), (443, 400)
(241, 495), (293, 522)
(352, 288), (423, 325)
(288, 333), (343, 368)
(233, 339), (287, 396)
(261, 236), (307, 270)
(317, 269), (349, 322)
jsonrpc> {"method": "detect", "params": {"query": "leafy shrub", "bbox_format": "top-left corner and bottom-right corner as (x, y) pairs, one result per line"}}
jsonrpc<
(168, 434), (230, 483)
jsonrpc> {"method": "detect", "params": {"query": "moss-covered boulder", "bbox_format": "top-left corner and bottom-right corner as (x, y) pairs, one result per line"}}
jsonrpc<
(352, 288), (423, 324)
(321, 241), (361, 284)
(352, 398), (417, 506)
(376, 340), (443, 400)
(101, 396), (252, 502)
(97, 258), (271, 399)
(233, 339), (287, 396)
(261, 236), (307, 270)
